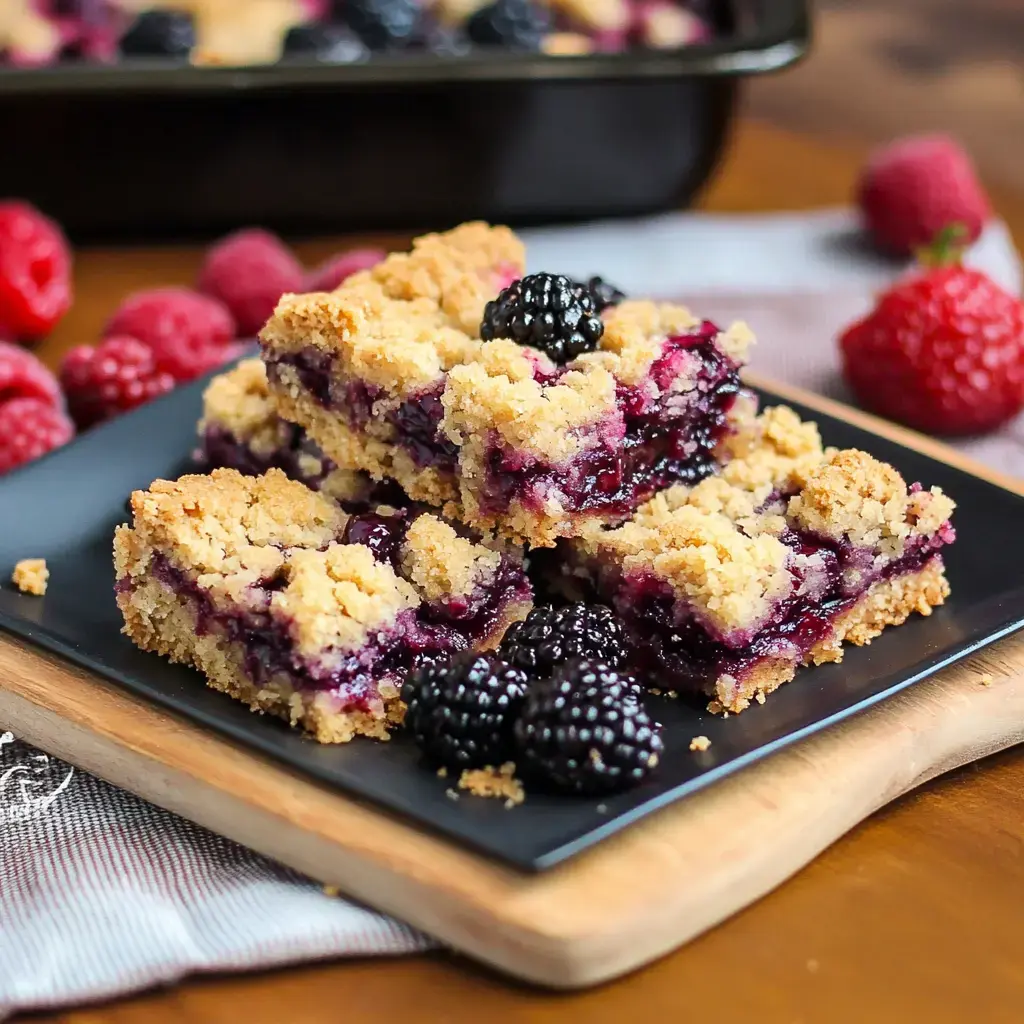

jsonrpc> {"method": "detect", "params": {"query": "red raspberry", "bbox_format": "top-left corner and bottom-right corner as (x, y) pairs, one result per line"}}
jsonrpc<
(858, 135), (991, 257)
(197, 229), (304, 337)
(105, 287), (236, 382)
(304, 248), (386, 292)
(60, 336), (176, 429)
(0, 201), (73, 343)
(0, 340), (62, 408)
(840, 256), (1024, 436)
(0, 398), (74, 475)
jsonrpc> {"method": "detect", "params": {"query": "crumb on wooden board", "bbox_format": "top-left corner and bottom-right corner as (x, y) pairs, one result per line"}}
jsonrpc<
(11, 558), (48, 596)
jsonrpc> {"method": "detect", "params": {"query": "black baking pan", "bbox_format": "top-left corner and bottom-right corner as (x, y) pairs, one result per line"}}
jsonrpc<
(1, 366), (1021, 871)
(0, 0), (809, 242)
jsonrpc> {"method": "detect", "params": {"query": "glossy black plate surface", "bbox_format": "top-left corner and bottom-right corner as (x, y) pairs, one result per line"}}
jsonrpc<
(1, 370), (1021, 870)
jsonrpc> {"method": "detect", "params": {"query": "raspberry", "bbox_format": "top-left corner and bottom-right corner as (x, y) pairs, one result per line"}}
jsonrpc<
(480, 273), (604, 363)
(197, 229), (304, 337)
(840, 252), (1024, 436)
(514, 659), (662, 795)
(60, 336), (176, 429)
(0, 340), (62, 409)
(858, 135), (991, 257)
(304, 248), (386, 293)
(499, 603), (630, 678)
(105, 287), (236, 383)
(0, 398), (74, 476)
(401, 653), (529, 770)
(0, 201), (73, 344)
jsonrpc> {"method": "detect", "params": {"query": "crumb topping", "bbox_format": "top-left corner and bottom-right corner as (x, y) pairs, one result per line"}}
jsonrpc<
(789, 449), (955, 554)
(275, 544), (418, 658)
(200, 358), (292, 456)
(261, 223), (524, 398)
(457, 762), (525, 804)
(442, 357), (618, 463)
(549, 0), (629, 29)
(121, 468), (347, 578)
(400, 516), (501, 601)
(12, 558), (48, 596)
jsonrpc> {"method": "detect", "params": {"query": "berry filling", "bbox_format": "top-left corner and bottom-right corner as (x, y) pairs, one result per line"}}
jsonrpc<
(265, 351), (458, 472)
(199, 423), (337, 490)
(580, 519), (954, 696)
(480, 326), (740, 518)
(119, 543), (531, 713)
(265, 321), (740, 518)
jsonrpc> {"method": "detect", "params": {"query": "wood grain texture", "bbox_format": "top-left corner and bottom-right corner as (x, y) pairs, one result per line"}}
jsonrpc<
(12, 119), (1024, 1022)
(2, 374), (1023, 992)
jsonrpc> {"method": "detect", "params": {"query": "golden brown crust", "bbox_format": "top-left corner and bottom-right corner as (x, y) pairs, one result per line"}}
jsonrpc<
(11, 558), (48, 596)
(710, 558), (950, 713)
(400, 516), (501, 601)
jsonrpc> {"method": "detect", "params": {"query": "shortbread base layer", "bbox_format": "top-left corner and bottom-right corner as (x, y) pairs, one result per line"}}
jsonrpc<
(119, 575), (406, 743)
(710, 558), (950, 714)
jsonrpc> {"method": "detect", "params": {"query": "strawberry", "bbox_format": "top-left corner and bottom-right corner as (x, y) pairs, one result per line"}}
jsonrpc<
(858, 135), (991, 257)
(840, 231), (1024, 436)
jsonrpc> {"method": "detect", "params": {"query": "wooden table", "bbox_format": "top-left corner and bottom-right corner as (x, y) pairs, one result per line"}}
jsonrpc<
(19, 118), (1024, 1024)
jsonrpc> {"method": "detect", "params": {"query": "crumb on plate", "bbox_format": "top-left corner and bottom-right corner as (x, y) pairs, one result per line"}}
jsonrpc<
(689, 735), (712, 752)
(457, 762), (525, 806)
(12, 558), (48, 596)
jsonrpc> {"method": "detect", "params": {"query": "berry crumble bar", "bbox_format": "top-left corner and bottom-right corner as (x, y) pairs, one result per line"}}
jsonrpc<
(555, 406), (956, 713)
(259, 222), (753, 547)
(196, 357), (379, 508)
(113, 468), (532, 742)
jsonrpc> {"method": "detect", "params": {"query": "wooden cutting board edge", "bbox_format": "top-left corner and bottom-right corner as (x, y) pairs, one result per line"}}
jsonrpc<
(1, 376), (1023, 990)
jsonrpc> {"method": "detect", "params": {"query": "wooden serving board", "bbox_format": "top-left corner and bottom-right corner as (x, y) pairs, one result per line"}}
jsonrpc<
(2, 377), (1024, 990)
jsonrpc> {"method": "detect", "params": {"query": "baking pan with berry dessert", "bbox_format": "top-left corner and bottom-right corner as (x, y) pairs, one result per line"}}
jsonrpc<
(0, 0), (808, 239)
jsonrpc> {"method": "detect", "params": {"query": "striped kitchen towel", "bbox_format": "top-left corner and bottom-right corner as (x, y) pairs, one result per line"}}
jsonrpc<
(0, 732), (434, 1020)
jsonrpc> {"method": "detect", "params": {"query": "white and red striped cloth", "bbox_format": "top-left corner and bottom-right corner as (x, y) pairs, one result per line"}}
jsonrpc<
(2, 210), (1019, 1018)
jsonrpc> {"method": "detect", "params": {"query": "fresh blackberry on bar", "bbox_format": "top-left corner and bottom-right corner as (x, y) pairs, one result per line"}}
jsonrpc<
(480, 273), (603, 363)
(499, 603), (629, 677)
(282, 22), (367, 62)
(466, 0), (550, 51)
(340, 0), (421, 50)
(401, 653), (529, 770)
(120, 9), (195, 58)
(514, 660), (663, 795)
(584, 276), (626, 312)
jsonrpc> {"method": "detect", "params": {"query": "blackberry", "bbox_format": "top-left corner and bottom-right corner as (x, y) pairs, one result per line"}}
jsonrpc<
(466, 0), (550, 52)
(480, 273), (603, 364)
(340, 0), (421, 50)
(584, 276), (626, 312)
(120, 9), (195, 58)
(282, 23), (367, 63)
(401, 653), (529, 770)
(499, 603), (629, 678)
(514, 660), (663, 795)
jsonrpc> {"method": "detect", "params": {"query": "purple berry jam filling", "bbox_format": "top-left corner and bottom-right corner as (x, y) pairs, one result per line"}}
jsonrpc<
(264, 351), (457, 473)
(580, 518), (953, 696)
(122, 538), (530, 710)
(480, 326), (741, 518)
(198, 424), (337, 492)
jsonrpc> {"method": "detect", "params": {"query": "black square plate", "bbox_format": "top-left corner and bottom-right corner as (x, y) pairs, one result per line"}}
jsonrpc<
(2, 369), (1022, 871)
